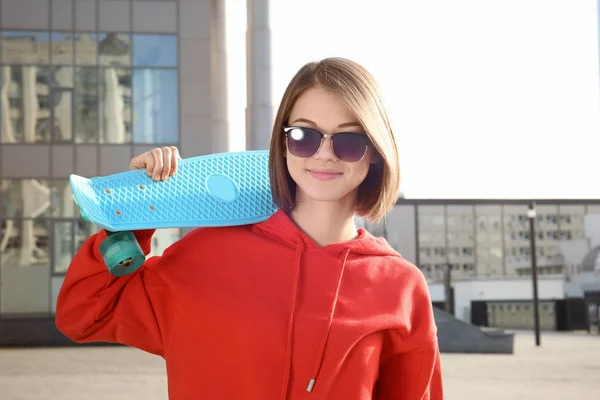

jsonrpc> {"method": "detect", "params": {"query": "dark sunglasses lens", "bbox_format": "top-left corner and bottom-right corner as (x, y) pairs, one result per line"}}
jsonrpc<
(287, 128), (322, 157)
(333, 133), (368, 161)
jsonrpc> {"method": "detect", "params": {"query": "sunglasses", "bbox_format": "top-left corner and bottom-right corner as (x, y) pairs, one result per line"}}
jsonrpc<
(283, 126), (369, 162)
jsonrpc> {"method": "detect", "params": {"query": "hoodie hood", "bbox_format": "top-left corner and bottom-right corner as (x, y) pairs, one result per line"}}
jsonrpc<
(252, 209), (401, 258)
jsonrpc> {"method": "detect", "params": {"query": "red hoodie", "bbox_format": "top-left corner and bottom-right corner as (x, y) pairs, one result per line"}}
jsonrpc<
(56, 209), (443, 399)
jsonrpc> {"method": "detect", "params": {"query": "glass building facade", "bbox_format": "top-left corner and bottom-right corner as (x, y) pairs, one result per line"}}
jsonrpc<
(0, 0), (214, 345)
(375, 200), (600, 283)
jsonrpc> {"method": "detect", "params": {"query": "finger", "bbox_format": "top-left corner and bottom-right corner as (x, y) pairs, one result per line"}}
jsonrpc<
(129, 156), (140, 171)
(142, 152), (155, 176)
(151, 148), (163, 181)
(170, 146), (180, 175)
(161, 147), (172, 180)
(130, 154), (150, 175)
(145, 155), (154, 177)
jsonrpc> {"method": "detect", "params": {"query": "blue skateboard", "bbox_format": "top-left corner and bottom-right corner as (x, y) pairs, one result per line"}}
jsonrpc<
(70, 150), (277, 276)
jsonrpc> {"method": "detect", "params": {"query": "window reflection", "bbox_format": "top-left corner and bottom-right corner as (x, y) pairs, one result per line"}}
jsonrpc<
(1, 65), (55, 143)
(1, 31), (50, 64)
(51, 85), (74, 141)
(75, 218), (100, 252)
(1, 31), (178, 145)
(50, 180), (76, 218)
(99, 67), (132, 143)
(133, 69), (178, 143)
(74, 33), (99, 65)
(132, 34), (177, 68)
(74, 66), (98, 143)
(98, 33), (132, 67)
(0, 219), (50, 268)
(0, 179), (51, 219)
(50, 66), (74, 142)
(53, 221), (73, 274)
(50, 32), (74, 65)
(76, 33), (131, 67)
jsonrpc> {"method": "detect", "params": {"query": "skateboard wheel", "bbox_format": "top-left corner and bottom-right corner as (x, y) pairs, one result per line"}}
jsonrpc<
(99, 231), (146, 276)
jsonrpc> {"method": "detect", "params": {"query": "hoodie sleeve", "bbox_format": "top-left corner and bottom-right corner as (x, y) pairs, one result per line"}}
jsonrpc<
(376, 266), (444, 399)
(55, 229), (178, 357)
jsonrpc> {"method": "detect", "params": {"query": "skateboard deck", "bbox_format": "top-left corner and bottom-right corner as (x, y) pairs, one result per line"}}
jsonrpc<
(69, 150), (277, 232)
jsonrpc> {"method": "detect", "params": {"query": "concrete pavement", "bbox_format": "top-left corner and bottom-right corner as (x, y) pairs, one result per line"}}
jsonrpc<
(0, 331), (598, 399)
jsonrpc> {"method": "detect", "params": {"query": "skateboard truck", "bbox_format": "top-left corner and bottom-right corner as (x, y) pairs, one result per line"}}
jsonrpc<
(75, 179), (146, 276)
(99, 230), (146, 277)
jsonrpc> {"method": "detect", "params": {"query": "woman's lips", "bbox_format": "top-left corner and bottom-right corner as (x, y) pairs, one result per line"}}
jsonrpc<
(307, 169), (343, 181)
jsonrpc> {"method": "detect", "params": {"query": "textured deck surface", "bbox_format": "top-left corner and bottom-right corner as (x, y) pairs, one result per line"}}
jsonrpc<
(70, 150), (275, 231)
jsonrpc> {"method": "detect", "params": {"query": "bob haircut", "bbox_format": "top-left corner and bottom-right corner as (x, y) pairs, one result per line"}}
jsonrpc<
(268, 57), (401, 222)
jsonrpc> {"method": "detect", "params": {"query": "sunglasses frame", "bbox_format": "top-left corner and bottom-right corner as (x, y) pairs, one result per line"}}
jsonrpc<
(283, 126), (370, 163)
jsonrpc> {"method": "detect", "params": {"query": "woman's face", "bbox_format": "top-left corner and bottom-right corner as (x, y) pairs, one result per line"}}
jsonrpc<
(284, 85), (379, 206)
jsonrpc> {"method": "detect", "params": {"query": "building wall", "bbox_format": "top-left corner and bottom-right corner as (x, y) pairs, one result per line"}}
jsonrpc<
(0, 0), (213, 318)
(384, 204), (417, 263)
(585, 214), (600, 248)
(395, 200), (600, 283)
(429, 277), (566, 323)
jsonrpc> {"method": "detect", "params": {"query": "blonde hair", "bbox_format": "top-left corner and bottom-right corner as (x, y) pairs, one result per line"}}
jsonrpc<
(268, 57), (400, 222)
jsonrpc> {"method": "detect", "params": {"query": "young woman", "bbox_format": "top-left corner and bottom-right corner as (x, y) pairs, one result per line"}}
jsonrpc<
(56, 57), (443, 399)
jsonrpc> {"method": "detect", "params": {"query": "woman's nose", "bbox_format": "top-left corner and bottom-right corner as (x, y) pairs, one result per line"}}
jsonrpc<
(313, 136), (337, 160)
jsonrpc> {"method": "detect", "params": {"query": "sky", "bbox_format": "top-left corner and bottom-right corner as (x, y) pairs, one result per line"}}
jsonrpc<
(224, 0), (600, 200)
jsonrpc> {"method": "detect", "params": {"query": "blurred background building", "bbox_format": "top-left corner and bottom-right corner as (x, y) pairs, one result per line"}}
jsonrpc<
(0, 0), (230, 344)
(363, 201), (600, 333)
(0, 0), (599, 345)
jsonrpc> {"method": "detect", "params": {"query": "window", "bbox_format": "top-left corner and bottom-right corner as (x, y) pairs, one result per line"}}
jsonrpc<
(50, 32), (75, 65)
(1, 30), (179, 145)
(0, 179), (51, 218)
(1, 31), (50, 63)
(98, 33), (131, 67)
(73, 66), (97, 143)
(52, 221), (73, 274)
(434, 247), (446, 257)
(132, 34), (177, 68)
(559, 214), (572, 224)
(99, 67), (132, 143)
(0, 178), (100, 277)
(420, 264), (432, 273)
(477, 215), (487, 229)
(519, 247), (530, 257)
(1, 64), (54, 143)
(133, 69), (178, 144)
(419, 247), (432, 258)
(559, 231), (572, 240)
(0, 218), (50, 267)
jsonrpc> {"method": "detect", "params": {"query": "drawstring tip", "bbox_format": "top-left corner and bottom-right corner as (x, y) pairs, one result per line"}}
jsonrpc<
(306, 378), (316, 392)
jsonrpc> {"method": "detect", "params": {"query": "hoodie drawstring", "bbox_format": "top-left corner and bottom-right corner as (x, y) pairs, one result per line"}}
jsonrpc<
(306, 248), (351, 393)
(280, 239), (303, 400)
